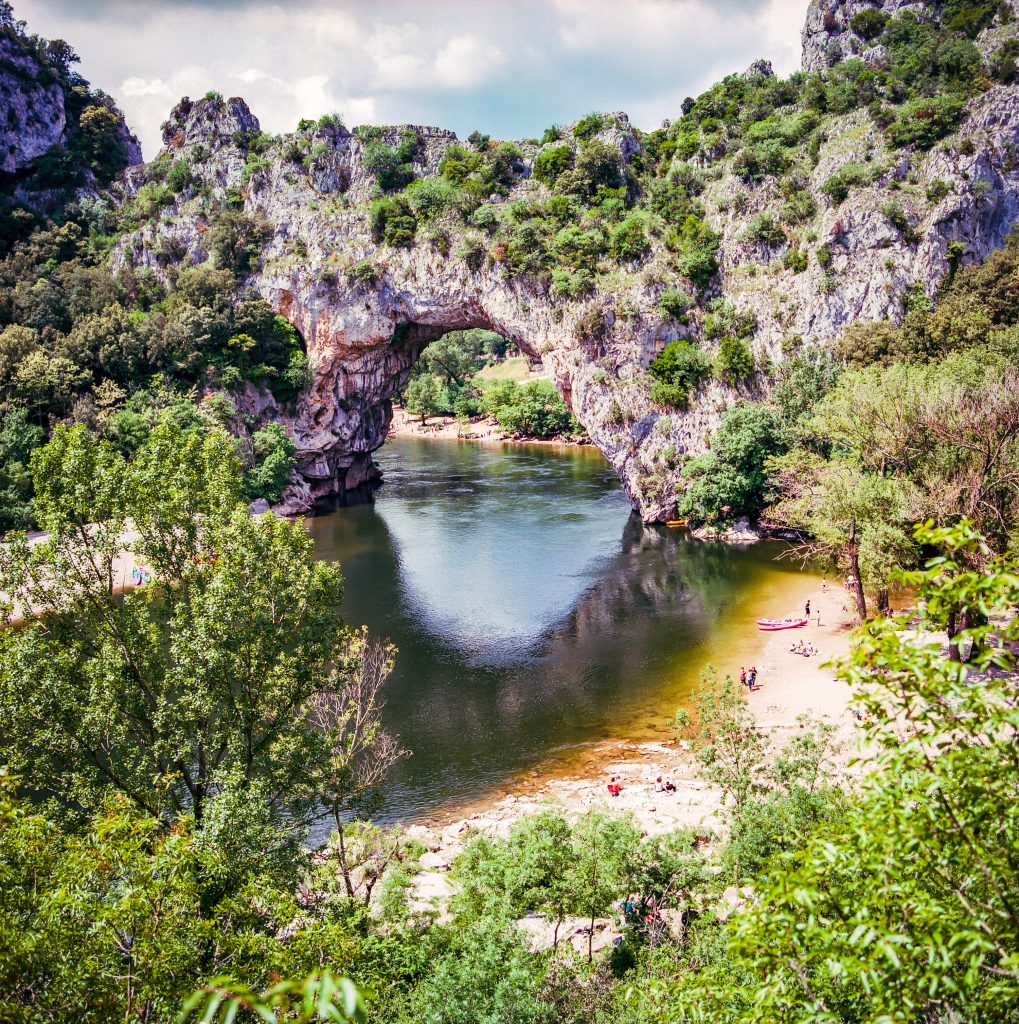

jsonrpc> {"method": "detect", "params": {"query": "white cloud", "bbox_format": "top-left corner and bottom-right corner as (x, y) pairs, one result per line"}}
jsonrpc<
(119, 75), (171, 98)
(235, 67), (275, 86)
(433, 35), (507, 89)
(17, 0), (815, 157)
(555, 0), (703, 52)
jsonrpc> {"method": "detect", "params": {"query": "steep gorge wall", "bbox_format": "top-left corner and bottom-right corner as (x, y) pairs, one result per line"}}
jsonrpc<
(113, 0), (1019, 521)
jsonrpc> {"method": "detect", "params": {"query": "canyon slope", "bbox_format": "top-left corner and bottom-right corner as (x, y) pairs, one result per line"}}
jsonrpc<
(111, 0), (1019, 520)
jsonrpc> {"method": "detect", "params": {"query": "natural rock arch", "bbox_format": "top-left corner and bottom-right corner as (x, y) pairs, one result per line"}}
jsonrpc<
(264, 263), (709, 518)
(113, 4), (1019, 521)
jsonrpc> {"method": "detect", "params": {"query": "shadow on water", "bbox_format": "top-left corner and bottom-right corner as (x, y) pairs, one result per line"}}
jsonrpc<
(306, 438), (813, 830)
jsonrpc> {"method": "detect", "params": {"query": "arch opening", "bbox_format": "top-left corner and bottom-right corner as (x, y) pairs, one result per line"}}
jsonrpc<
(298, 320), (558, 513)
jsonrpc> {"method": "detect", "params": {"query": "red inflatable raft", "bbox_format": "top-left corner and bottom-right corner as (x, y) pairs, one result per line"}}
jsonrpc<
(756, 617), (808, 631)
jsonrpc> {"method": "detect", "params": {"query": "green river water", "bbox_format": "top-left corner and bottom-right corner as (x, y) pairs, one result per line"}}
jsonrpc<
(306, 437), (817, 825)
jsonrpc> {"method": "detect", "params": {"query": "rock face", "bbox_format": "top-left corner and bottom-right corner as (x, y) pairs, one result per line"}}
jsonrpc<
(112, 6), (1019, 522)
(0, 25), (141, 195)
(801, 1), (926, 72)
(0, 35), (67, 175)
(802, 0), (1019, 72)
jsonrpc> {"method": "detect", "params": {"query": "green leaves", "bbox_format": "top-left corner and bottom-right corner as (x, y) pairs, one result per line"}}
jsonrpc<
(0, 415), (350, 828)
(667, 523), (1019, 1021)
(180, 973), (365, 1024)
(677, 667), (770, 815)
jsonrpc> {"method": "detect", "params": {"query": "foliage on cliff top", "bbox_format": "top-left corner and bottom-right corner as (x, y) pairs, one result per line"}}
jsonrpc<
(0, 3), (138, 250)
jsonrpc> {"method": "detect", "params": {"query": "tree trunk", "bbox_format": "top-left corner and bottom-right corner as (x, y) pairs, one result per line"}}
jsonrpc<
(336, 814), (355, 900)
(847, 520), (867, 622)
(964, 608), (986, 664)
(948, 606), (983, 663)
(877, 588), (890, 616)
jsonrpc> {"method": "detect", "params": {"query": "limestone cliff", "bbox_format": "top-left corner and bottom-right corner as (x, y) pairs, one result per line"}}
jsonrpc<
(0, 17), (140, 215)
(111, 1), (1019, 521)
(0, 34), (66, 176)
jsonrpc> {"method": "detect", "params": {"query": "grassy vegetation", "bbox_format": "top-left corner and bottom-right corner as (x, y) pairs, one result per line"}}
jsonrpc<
(474, 355), (546, 383)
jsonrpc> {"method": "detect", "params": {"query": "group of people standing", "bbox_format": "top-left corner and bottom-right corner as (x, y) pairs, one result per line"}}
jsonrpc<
(739, 665), (758, 691)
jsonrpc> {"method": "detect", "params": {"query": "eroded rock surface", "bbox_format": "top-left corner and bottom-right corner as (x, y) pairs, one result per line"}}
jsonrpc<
(112, 4), (1019, 521)
(0, 24), (140, 199)
(0, 35), (66, 175)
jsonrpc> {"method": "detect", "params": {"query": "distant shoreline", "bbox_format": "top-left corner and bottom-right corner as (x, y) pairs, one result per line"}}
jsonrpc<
(388, 405), (590, 450)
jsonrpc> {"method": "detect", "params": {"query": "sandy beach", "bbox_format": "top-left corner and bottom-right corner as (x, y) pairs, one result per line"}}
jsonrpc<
(388, 405), (587, 447)
(405, 578), (861, 919)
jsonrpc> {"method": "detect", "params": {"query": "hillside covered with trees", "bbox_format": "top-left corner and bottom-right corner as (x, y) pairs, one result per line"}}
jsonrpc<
(1, 0), (1018, 1021)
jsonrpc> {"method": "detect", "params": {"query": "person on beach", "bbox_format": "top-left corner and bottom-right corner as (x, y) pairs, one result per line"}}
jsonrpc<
(664, 779), (677, 793)
(607, 777), (622, 797)
(654, 776), (664, 793)
(821, 578), (827, 592)
(816, 608), (822, 627)
(748, 666), (758, 690)
(739, 666), (747, 688)
(805, 599), (811, 618)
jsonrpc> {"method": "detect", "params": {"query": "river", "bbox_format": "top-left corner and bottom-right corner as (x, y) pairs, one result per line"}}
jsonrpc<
(306, 437), (815, 825)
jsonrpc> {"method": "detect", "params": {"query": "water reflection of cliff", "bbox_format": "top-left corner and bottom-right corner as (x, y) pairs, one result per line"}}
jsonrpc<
(306, 439), (799, 823)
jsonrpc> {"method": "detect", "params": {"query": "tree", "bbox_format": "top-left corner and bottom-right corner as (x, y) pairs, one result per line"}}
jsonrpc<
(491, 379), (579, 439)
(0, 406), (43, 533)
(244, 421), (296, 504)
(0, 417), (354, 828)
(404, 372), (442, 424)
(454, 811), (584, 949)
(404, 919), (547, 1024)
(208, 209), (271, 277)
(502, 812), (577, 949)
(532, 144), (574, 188)
(0, 773), (308, 1024)
(416, 332), (482, 388)
(722, 717), (845, 884)
(769, 347), (842, 424)
(305, 634), (408, 902)
(676, 668), (769, 816)
(648, 340), (711, 409)
(573, 812), (641, 961)
(772, 351), (1019, 617)
(74, 105), (129, 186)
(679, 404), (786, 525)
(767, 451), (918, 620)
(0, 324), (38, 390)
(680, 523), (1019, 1022)
(715, 336), (754, 383)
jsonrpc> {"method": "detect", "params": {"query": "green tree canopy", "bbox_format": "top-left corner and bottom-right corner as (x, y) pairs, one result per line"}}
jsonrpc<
(0, 416), (353, 828)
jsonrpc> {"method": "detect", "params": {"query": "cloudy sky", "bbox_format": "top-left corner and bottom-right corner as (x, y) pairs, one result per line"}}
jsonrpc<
(16, 0), (808, 159)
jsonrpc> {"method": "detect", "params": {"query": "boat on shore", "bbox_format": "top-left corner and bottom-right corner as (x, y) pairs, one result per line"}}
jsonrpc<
(756, 617), (808, 631)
